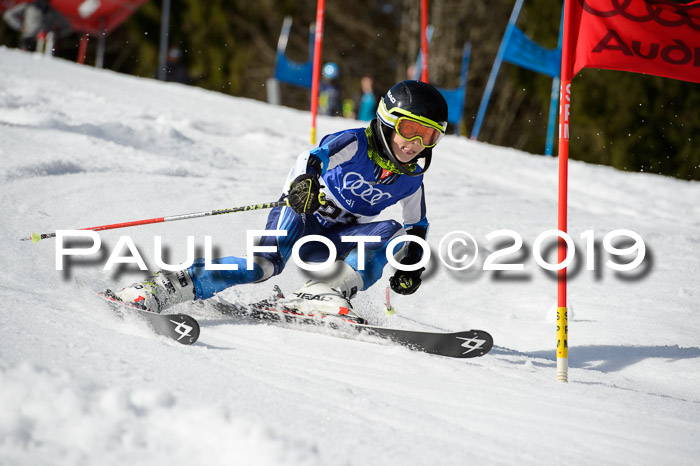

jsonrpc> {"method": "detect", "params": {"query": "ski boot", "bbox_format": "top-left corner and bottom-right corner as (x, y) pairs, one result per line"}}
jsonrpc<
(105, 269), (196, 313)
(278, 281), (367, 324)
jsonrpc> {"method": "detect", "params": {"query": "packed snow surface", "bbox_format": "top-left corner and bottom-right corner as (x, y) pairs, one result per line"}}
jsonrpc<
(1, 48), (699, 465)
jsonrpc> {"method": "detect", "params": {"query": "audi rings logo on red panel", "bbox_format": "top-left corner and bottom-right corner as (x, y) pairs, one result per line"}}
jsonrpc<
(578, 0), (700, 30)
(571, 0), (700, 79)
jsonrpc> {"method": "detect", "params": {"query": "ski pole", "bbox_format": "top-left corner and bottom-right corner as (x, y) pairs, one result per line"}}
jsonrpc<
(384, 287), (395, 315)
(21, 199), (287, 243)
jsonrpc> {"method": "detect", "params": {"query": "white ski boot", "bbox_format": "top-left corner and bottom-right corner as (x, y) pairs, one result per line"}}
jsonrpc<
(107, 269), (196, 313)
(277, 262), (367, 323)
(278, 281), (366, 324)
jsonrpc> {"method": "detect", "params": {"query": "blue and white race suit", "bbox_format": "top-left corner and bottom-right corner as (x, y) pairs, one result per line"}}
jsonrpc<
(188, 127), (429, 300)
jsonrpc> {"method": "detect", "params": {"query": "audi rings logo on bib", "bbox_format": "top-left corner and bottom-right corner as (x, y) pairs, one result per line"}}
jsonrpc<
(341, 172), (392, 206)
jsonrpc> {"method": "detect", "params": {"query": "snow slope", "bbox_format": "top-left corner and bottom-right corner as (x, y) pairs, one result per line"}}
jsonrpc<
(1, 47), (699, 466)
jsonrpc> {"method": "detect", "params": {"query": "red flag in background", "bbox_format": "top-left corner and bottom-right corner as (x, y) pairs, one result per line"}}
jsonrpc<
(556, 0), (699, 382)
(563, 0), (700, 83)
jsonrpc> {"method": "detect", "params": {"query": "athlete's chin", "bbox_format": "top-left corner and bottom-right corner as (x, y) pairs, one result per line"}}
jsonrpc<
(396, 149), (418, 162)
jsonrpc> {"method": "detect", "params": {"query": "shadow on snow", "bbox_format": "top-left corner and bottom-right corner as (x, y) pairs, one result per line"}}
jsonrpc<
(491, 344), (700, 373)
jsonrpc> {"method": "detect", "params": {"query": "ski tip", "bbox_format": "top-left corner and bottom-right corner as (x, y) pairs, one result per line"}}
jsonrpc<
(31, 232), (42, 243)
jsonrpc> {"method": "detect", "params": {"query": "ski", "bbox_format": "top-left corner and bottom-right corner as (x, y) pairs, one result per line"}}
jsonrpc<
(98, 291), (200, 345)
(358, 326), (492, 358)
(211, 295), (492, 358)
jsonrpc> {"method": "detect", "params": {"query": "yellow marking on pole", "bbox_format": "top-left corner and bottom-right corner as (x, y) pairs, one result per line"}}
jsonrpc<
(557, 306), (569, 382)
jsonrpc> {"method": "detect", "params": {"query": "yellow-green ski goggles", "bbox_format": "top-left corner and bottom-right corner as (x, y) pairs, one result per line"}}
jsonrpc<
(395, 117), (445, 147)
(378, 99), (447, 148)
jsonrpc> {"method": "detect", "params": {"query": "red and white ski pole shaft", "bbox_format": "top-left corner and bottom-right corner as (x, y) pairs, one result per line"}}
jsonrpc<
(21, 199), (287, 243)
(385, 287), (395, 315)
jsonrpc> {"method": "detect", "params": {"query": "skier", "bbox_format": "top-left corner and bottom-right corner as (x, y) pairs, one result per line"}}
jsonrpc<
(106, 80), (448, 318)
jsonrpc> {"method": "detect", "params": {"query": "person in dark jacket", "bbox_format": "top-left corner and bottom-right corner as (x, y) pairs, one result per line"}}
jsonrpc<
(318, 62), (342, 117)
(165, 46), (192, 85)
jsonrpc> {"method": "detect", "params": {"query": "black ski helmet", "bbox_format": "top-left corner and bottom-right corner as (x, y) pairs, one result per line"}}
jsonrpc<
(374, 80), (448, 176)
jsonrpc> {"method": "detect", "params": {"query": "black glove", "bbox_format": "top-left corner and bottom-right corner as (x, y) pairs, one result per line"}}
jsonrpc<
(389, 257), (425, 295)
(287, 174), (325, 214)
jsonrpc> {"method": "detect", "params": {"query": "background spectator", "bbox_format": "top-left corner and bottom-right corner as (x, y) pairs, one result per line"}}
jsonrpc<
(164, 46), (192, 85)
(3, 0), (71, 52)
(355, 74), (378, 121)
(318, 62), (342, 117)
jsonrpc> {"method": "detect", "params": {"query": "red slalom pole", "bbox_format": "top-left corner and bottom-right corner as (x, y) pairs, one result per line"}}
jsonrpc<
(309, 0), (326, 145)
(555, 0), (575, 383)
(420, 0), (429, 83)
(21, 200), (287, 243)
(77, 33), (89, 64)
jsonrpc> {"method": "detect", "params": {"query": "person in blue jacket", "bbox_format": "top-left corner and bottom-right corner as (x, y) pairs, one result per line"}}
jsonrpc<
(355, 74), (379, 121)
(109, 80), (449, 315)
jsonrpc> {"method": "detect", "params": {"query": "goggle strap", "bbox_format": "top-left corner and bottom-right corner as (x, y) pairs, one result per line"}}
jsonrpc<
(377, 99), (399, 127)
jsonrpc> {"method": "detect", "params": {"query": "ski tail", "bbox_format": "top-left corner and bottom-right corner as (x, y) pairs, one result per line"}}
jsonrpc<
(98, 291), (200, 345)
